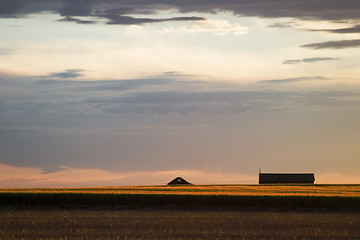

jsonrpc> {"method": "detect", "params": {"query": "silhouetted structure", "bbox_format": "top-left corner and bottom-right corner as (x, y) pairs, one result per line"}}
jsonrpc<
(167, 177), (192, 185)
(259, 173), (315, 184)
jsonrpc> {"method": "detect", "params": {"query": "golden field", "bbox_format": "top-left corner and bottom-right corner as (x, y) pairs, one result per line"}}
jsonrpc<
(1, 184), (360, 239)
(1, 184), (360, 197)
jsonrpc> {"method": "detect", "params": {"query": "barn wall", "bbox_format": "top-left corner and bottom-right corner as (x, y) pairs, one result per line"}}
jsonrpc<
(259, 173), (315, 184)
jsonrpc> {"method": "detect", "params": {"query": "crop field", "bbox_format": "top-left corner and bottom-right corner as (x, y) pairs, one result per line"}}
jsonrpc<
(2, 184), (360, 197)
(1, 185), (360, 239)
(1, 209), (360, 239)
(1, 184), (360, 210)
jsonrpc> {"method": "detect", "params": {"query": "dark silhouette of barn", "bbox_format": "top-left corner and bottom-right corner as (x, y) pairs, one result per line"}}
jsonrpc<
(167, 177), (192, 185)
(259, 173), (315, 184)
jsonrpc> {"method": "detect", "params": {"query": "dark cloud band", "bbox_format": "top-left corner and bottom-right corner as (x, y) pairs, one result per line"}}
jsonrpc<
(105, 15), (205, 25)
(1, 0), (360, 23)
(302, 39), (360, 49)
(57, 16), (96, 24)
(258, 76), (329, 84)
(312, 25), (360, 34)
(49, 69), (85, 78)
(283, 58), (339, 64)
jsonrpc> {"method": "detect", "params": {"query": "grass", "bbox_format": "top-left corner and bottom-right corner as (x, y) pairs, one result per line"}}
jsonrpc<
(1, 209), (360, 240)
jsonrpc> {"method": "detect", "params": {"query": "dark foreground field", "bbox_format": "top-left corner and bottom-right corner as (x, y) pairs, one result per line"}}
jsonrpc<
(1, 209), (360, 240)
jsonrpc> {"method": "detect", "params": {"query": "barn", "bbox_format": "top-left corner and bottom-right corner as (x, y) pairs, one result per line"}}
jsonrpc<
(259, 173), (315, 184)
(167, 177), (192, 185)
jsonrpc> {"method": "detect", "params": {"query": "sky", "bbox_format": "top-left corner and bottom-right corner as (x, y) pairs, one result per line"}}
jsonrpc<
(1, 0), (360, 187)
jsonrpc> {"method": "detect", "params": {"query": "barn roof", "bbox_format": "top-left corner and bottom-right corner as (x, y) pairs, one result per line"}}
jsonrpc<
(167, 177), (192, 185)
(259, 173), (315, 184)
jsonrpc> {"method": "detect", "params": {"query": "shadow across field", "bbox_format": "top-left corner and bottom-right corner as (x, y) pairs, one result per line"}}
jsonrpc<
(1, 193), (360, 211)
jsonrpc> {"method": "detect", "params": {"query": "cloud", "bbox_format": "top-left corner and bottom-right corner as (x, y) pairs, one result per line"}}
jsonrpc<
(1, 75), (358, 127)
(3, 162), (360, 188)
(1, 0), (360, 22)
(268, 21), (360, 36)
(57, 16), (96, 24)
(0, 48), (10, 55)
(89, 4), (206, 25)
(0, 162), (257, 187)
(282, 60), (302, 65)
(302, 39), (360, 49)
(258, 76), (329, 84)
(0, 0), (60, 17)
(302, 57), (339, 63)
(161, 19), (248, 36)
(0, 0), (24, 16)
(105, 15), (205, 25)
(37, 77), (182, 92)
(283, 57), (339, 64)
(49, 69), (85, 78)
(156, 0), (360, 21)
(311, 25), (360, 34)
(268, 22), (296, 29)
(2, 75), (360, 183)
(2, 75), (356, 121)
(59, 0), (94, 17)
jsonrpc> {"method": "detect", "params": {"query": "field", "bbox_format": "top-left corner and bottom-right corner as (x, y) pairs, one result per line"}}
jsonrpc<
(1, 185), (360, 239)
(1, 184), (360, 210)
(1, 209), (360, 240)
(2, 184), (360, 197)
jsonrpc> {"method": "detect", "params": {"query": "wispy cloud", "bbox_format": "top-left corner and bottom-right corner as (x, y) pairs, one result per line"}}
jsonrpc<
(2, 162), (360, 187)
(99, 5), (206, 25)
(282, 60), (302, 64)
(57, 16), (96, 24)
(258, 76), (329, 83)
(49, 69), (85, 78)
(268, 22), (297, 29)
(310, 24), (360, 34)
(0, 48), (10, 55)
(283, 57), (339, 64)
(161, 19), (248, 36)
(1, 75), (356, 130)
(106, 16), (205, 25)
(302, 57), (339, 63)
(302, 39), (360, 49)
(0, 162), (257, 187)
